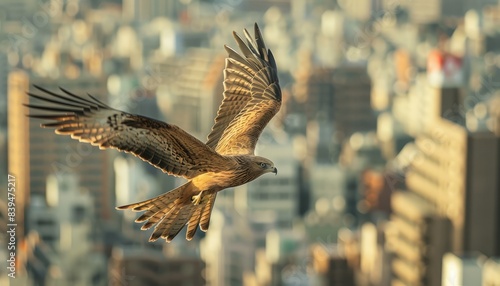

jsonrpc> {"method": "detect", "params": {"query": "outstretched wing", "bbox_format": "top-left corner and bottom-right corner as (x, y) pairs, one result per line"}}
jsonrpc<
(25, 85), (227, 179)
(206, 23), (281, 155)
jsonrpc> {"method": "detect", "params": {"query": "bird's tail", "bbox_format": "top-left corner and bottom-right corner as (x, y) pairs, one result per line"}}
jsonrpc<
(116, 182), (217, 242)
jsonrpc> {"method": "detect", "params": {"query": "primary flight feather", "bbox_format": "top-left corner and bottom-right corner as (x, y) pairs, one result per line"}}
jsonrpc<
(25, 23), (281, 242)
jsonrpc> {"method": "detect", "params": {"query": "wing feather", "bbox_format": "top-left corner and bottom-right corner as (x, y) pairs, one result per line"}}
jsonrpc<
(206, 23), (281, 155)
(26, 86), (227, 179)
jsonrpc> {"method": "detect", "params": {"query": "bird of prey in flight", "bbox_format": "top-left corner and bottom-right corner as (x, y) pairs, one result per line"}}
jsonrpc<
(26, 23), (282, 242)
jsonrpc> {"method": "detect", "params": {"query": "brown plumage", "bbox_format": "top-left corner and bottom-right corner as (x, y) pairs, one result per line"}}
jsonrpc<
(25, 23), (281, 242)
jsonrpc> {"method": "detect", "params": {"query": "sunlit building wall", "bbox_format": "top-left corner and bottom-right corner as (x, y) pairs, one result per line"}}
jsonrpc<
(7, 70), (30, 243)
(387, 191), (452, 286)
(393, 75), (464, 137)
(408, 117), (500, 255)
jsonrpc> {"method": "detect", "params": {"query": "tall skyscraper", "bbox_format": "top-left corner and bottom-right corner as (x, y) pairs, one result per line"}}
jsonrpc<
(25, 75), (114, 221)
(387, 191), (452, 286)
(7, 70), (30, 243)
(109, 247), (205, 286)
(408, 118), (500, 255)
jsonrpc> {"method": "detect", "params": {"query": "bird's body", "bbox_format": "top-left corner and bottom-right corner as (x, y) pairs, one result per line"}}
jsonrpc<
(26, 23), (281, 242)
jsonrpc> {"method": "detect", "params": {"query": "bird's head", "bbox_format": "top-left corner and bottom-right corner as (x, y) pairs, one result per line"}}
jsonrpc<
(250, 156), (277, 176)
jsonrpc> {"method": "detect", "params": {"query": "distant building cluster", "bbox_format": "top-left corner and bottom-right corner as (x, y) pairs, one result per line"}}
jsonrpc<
(1, 0), (500, 286)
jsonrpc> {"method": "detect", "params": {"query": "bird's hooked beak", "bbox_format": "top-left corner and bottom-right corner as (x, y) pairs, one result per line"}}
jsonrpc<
(272, 167), (278, 175)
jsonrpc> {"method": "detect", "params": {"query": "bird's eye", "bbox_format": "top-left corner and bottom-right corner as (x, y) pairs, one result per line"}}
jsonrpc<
(259, 162), (267, 168)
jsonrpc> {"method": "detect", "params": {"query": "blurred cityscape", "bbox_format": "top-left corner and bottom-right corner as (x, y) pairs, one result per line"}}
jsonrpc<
(1, 0), (500, 285)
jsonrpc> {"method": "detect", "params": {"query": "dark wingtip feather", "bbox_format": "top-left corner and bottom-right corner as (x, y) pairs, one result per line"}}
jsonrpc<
(149, 232), (161, 242)
(141, 222), (155, 230)
(254, 23), (268, 62)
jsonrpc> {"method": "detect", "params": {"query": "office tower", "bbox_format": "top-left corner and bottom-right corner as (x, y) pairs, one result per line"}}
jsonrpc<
(331, 66), (375, 137)
(393, 74), (465, 137)
(387, 191), (452, 286)
(292, 64), (375, 141)
(408, 118), (500, 256)
(24, 75), (114, 222)
(7, 71), (30, 243)
(109, 247), (205, 286)
(463, 131), (500, 256)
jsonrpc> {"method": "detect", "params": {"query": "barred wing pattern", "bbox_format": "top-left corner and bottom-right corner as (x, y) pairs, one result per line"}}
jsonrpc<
(206, 23), (282, 155)
(25, 85), (226, 179)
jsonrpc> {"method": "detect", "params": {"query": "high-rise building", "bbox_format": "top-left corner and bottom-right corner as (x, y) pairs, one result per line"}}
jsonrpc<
(331, 65), (375, 139)
(26, 75), (114, 221)
(387, 191), (453, 286)
(292, 64), (375, 142)
(109, 246), (205, 286)
(393, 75), (465, 137)
(408, 118), (500, 255)
(7, 70), (30, 243)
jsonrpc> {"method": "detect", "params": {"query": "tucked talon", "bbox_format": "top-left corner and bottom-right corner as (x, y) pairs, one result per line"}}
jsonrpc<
(191, 193), (202, 205)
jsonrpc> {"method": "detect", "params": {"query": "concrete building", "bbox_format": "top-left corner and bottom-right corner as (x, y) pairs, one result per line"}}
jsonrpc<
(109, 246), (205, 286)
(7, 70), (30, 243)
(387, 191), (452, 286)
(26, 75), (114, 221)
(292, 65), (375, 141)
(407, 118), (500, 255)
(393, 75), (465, 137)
